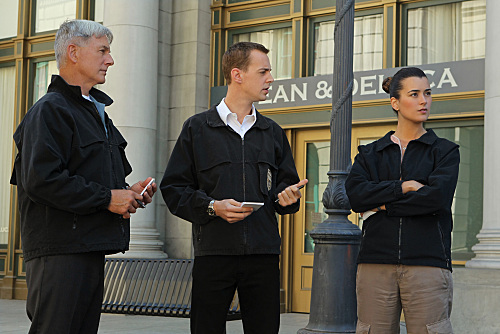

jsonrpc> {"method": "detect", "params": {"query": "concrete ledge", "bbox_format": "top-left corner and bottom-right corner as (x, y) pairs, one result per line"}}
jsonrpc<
(451, 267), (500, 333)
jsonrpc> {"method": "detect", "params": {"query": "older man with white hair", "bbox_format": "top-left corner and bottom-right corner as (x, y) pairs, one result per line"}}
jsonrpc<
(11, 19), (157, 333)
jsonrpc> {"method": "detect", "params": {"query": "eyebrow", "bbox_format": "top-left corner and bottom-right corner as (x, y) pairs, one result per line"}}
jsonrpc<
(408, 88), (432, 93)
(258, 67), (271, 71)
(99, 45), (110, 51)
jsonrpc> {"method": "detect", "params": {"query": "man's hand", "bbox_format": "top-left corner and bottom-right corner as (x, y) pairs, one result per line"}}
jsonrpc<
(213, 199), (253, 224)
(277, 179), (308, 207)
(108, 189), (143, 219)
(129, 177), (157, 206)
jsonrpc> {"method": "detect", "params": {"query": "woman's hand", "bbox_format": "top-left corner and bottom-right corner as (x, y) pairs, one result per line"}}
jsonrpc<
(402, 180), (424, 194)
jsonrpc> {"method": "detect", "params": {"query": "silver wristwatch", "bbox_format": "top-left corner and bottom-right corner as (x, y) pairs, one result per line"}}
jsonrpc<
(207, 200), (216, 217)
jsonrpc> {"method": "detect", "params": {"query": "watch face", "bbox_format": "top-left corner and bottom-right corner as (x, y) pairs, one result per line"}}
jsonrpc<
(207, 201), (216, 216)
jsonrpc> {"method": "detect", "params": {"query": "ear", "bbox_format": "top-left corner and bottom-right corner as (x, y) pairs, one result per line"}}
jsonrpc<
(390, 97), (399, 112)
(67, 44), (79, 64)
(231, 68), (243, 84)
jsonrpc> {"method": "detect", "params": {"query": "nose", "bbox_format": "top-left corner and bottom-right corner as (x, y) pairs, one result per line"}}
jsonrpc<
(420, 93), (427, 105)
(106, 54), (114, 66)
(267, 72), (274, 83)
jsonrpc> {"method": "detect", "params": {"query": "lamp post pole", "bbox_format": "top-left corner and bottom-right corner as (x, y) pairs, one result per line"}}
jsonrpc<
(298, 0), (360, 333)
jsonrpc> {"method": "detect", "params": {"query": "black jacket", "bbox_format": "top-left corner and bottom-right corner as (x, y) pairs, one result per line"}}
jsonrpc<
(161, 106), (300, 256)
(11, 75), (132, 262)
(345, 130), (459, 271)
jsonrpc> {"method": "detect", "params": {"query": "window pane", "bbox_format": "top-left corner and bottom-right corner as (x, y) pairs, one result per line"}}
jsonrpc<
(233, 27), (293, 80)
(35, 0), (76, 33)
(33, 60), (58, 103)
(304, 142), (330, 253)
(407, 0), (486, 65)
(313, 14), (383, 75)
(433, 126), (484, 262)
(0, 66), (16, 247)
(0, 0), (19, 39)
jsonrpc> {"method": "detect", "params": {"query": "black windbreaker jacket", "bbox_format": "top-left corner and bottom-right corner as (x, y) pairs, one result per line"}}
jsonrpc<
(11, 75), (132, 261)
(161, 106), (300, 256)
(345, 130), (459, 271)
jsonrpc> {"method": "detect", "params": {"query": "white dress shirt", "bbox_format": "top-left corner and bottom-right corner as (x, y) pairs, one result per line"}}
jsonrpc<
(216, 98), (256, 139)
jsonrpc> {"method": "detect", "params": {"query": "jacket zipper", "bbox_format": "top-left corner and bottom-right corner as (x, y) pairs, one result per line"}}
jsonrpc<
(242, 138), (246, 201)
(91, 104), (107, 139)
(398, 145), (403, 263)
(438, 224), (450, 268)
(398, 217), (402, 262)
(73, 214), (78, 230)
(242, 137), (248, 248)
(91, 104), (121, 191)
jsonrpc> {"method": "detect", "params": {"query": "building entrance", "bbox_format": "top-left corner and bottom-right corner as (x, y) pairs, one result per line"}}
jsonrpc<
(289, 124), (394, 313)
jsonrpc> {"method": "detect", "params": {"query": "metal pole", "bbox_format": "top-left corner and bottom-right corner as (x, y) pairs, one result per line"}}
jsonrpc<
(298, 0), (360, 333)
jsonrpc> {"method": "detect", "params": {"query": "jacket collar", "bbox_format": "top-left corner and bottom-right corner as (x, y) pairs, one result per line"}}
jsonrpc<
(206, 104), (270, 130)
(376, 128), (438, 151)
(48, 75), (114, 106)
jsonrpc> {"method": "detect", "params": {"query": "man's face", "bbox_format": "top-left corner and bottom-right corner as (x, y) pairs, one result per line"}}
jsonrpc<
(239, 50), (274, 102)
(75, 35), (114, 87)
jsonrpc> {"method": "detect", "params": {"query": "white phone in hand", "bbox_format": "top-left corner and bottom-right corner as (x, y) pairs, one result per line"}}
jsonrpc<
(240, 202), (264, 211)
(140, 178), (155, 196)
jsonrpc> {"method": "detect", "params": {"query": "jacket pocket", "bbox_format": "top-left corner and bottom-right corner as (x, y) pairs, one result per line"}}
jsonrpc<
(426, 318), (453, 334)
(356, 320), (370, 334)
(360, 214), (400, 260)
(79, 137), (105, 158)
(196, 154), (233, 198)
(403, 215), (446, 262)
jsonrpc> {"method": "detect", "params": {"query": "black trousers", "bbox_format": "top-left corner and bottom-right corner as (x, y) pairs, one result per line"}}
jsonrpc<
(25, 252), (105, 334)
(190, 254), (280, 334)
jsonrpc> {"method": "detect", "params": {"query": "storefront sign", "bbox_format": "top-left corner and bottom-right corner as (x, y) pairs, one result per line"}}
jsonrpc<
(210, 59), (484, 110)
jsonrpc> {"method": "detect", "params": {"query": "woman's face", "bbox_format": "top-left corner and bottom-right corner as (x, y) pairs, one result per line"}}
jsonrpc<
(391, 76), (432, 125)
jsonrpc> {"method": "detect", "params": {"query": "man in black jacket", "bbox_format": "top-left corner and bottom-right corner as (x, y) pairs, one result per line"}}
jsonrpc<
(161, 42), (307, 333)
(10, 20), (156, 334)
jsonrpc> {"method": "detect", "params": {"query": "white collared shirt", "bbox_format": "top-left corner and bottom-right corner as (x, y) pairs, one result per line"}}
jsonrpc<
(216, 98), (256, 139)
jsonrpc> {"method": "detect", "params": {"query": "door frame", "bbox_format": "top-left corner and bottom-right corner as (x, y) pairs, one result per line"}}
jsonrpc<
(284, 123), (396, 313)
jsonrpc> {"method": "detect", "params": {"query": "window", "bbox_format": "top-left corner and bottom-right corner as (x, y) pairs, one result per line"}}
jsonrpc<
(233, 27), (293, 80)
(0, 65), (16, 247)
(35, 0), (76, 33)
(33, 60), (58, 103)
(407, 0), (486, 65)
(313, 14), (383, 75)
(0, 0), (19, 39)
(304, 141), (330, 253)
(433, 125), (484, 262)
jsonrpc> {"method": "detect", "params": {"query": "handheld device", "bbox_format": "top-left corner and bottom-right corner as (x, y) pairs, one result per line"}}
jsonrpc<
(137, 178), (155, 208)
(140, 178), (155, 196)
(240, 202), (264, 211)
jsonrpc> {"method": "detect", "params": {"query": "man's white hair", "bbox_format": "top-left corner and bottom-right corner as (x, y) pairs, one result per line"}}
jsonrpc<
(54, 19), (113, 69)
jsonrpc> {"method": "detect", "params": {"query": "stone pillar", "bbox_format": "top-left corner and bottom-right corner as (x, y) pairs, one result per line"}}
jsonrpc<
(102, 0), (167, 258)
(466, 0), (500, 269)
(157, 0), (211, 259)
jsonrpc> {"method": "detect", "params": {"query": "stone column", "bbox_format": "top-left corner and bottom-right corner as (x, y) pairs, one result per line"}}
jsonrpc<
(466, 0), (500, 269)
(102, 0), (167, 258)
(157, 0), (211, 259)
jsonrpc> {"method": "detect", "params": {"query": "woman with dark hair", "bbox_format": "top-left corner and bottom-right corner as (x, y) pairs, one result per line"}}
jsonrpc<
(345, 67), (460, 334)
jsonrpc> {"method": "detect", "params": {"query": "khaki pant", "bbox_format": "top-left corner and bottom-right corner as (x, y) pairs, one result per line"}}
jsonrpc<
(356, 264), (453, 334)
